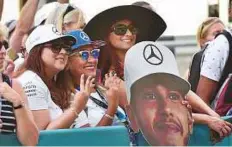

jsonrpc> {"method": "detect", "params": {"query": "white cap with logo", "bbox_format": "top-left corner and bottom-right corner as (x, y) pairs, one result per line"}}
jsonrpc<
(26, 24), (76, 53)
(124, 41), (190, 100)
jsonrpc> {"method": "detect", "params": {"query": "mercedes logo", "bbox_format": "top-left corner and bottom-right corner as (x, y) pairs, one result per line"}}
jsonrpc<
(143, 44), (163, 65)
(80, 32), (90, 41)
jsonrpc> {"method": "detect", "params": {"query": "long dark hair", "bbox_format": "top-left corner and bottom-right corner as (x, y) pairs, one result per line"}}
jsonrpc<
(14, 45), (72, 109)
(97, 41), (124, 80)
(97, 24), (125, 81)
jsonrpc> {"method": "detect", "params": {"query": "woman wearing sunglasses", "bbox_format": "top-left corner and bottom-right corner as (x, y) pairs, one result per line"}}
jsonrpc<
(13, 24), (94, 130)
(84, 5), (166, 111)
(0, 40), (39, 145)
(62, 30), (126, 127)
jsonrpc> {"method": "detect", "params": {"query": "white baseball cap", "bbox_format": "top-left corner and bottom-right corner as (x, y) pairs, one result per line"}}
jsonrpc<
(25, 24), (76, 53)
(34, 2), (60, 26)
(124, 41), (190, 100)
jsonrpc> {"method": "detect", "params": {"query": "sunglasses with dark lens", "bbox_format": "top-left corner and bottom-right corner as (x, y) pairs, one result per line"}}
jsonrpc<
(111, 24), (138, 36)
(70, 49), (100, 61)
(63, 5), (75, 17)
(0, 40), (9, 49)
(43, 43), (72, 55)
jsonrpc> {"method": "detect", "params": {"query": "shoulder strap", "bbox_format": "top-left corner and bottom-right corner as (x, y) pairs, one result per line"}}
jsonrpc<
(188, 45), (207, 92)
(213, 30), (232, 100)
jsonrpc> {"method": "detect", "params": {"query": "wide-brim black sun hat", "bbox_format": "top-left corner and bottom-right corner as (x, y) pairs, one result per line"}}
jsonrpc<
(84, 5), (167, 43)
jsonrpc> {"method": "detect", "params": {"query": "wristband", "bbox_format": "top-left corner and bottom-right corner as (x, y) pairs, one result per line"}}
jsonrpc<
(104, 113), (114, 120)
(14, 104), (23, 110)
(13, 101), (25, 110)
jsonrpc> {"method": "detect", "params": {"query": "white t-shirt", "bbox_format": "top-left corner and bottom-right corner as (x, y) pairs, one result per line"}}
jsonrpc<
(74, 91), (125, 127)
(200, 33), (230, 82)
(17, 70), (63, 120)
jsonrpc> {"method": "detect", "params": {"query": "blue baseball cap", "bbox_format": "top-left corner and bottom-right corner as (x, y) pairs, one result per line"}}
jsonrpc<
(66, 30), (105, 51)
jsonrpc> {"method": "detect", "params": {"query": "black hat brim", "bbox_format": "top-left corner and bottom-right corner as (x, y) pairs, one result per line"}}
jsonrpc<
(84, 5), (167, 43)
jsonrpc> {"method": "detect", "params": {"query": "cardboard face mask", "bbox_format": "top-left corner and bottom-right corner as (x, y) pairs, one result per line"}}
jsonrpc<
(124, 41), (193, 146)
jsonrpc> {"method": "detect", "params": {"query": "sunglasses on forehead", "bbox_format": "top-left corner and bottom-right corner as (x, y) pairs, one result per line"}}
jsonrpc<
(111, 24), (138, 36)
(43, 42), (72, 55)
(63, 5), (75, 17)
(70, 48), (100, 61)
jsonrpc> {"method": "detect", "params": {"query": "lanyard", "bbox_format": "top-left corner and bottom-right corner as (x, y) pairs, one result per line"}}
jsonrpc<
(76, 87), (136, 145)
(76, 87), (127, 122)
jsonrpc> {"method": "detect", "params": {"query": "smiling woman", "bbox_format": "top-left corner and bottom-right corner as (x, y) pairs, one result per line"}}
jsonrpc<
(13, 24), (95, 131)
(83, 5), (166, 111)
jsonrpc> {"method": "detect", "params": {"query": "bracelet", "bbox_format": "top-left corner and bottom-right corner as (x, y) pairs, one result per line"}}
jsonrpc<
(13, 101), (25, 110)
(14, 104), (23, 110)
(104, 113), (114, 120)
(70, 107), (79, 117)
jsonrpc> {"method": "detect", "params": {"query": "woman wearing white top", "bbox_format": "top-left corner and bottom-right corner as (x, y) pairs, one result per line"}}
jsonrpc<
(14, 24), (94, 130)
(0, 41), (39, 145)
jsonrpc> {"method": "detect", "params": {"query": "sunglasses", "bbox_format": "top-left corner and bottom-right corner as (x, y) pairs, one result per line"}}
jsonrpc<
(63, 5), (75, 17)
(0, 40), (9, 49)
(43, 43), (72, 55)
(111, 24), (138, 36)
(70, 48), (100, 61)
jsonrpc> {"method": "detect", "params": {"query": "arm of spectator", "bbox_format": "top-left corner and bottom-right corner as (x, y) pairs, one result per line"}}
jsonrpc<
(0, 79), (39, 146)
(196, 76), (218, 105)
(46, 74), (93, 129)
(9, 0), (39, 53)
(192, 113), (232, 138)
(3, 56), (15, 78)
(197, 34), (229, 105)
(46, 91), (89, 129)
(187, 90), (220, 117)
(0, 0), (4, 21)
(97, 72), (120, 126)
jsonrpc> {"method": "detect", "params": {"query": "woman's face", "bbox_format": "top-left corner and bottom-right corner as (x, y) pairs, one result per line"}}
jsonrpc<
(108, 19), (137, 51)
(63, 21), (86, 33)
(41, 43), (69, 74)
(201, 22), (224, 46)
(69, 45), (99, 79)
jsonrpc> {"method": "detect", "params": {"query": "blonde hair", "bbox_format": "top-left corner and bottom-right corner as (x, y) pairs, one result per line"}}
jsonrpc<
(45, 4), (85, 32)
(45, 4), (67, 32)
(196, 17), (224, 47)
(0, 23), (9, 41)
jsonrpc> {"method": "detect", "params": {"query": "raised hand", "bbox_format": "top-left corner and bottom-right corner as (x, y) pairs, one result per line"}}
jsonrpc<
(72, 74), (95, 114)
(104, 72), (121, 110)
(182, 100), (193, 114)
(0, 82), (22, 106)
(3, 58), (15, 77)
(79, 74), (95, 97)
(209, 117), (232, 139)
(104, 71), (121, 90)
